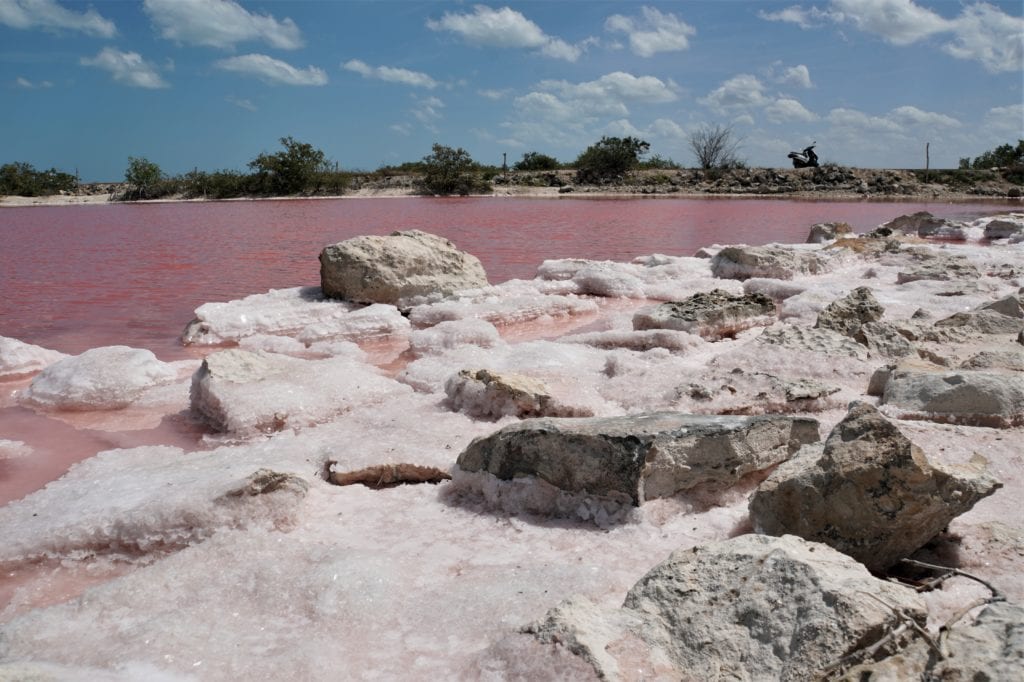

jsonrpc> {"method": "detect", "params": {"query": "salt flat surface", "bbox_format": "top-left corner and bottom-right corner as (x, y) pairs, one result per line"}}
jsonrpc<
(1, 220), (1023, 680)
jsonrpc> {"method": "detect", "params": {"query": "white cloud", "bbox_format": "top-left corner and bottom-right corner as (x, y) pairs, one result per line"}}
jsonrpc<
(412, 95), (444, 131)
(15, 76), (53, 89)
(943, 3), (1024, 74)
(765, 98), (819, 124)
(983, 103), (1024, 136)
(827, 107), (904, 134)
(343, 59), (438, 89)
(80, 47), (169, 89)
(0, 0), (115, 37)
(143, 0), (302, 50)
(779, 64), (812, 89)
(215, 54), (327, 86)
(390, 123), (412, 136)
(761, 1), (1022, 73)
(699, 74), (768, 113)
(889, 105), (961, 128)
(540, 72), (679, 107)
(604, 6), (696, 57)
(225, 95), (256, 111)
(478, 88), (512, 100)
(426, 4), (588, 62)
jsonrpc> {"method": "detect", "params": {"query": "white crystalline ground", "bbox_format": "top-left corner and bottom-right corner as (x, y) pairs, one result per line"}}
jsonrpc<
(1, 223), (1023, 680)
(0, 336), (67, 380)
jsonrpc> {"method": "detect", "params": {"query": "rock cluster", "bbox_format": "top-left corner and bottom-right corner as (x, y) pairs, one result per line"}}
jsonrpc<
(632, 289), (776, 340)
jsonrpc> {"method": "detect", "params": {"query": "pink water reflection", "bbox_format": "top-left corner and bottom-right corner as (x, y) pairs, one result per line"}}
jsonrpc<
(2, 196), (1014, 359)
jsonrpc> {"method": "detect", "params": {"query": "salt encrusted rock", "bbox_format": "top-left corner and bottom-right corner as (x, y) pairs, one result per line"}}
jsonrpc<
(814, 286), (884, 337)
(883, 210), (947, 235)
(445, 369), (591, 420)
(0, 439), (32, 460)
(20, 346), (177, 411)
(880, 367), (1024, 427)
(982, 294), (1023, 319)
(757, 324), (870, 360)
(840, 602), (1024, 680)
(936, 308), (1024, 335)
(742, 277), (806, 301)
(984, 217), (1024, 240)
(560, 328), (702, 352)
(0, 336), (68, 379)
(710, 245), (827, 280)
(524, 534), (927, 681)
(456, 412), (819, 505)
(854, 321), (915, 358)
(632, 289), (776, 340)
(407, 319), (502, 357)
(749, 403), (1002, 570)
(190, 348), (410, 436)
(806, 221), (853, 243)
(896, 256), (981, 284)
(782, 379), (840, 402)
(960, 350), (1024, 371)
(319, 230), (489, 305)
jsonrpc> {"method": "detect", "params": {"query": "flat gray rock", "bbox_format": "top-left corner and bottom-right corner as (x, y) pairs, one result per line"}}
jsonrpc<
(711, 245), (828, 280)
(632, 289), (776, 340)
(881, 366), (1024, 427)
(814, 286), (884, 337)
(456, 412), (819, 505)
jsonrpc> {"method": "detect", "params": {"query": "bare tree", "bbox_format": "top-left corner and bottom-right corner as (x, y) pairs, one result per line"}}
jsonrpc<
(688, 124), (743, 169)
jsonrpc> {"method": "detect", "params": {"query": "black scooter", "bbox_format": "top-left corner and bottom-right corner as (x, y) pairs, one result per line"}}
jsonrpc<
(788, 143), (819, 168)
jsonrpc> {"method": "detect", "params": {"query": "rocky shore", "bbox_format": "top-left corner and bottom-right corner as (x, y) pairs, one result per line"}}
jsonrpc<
(2, 166), (1021, 205)
(1, 211), (1023, 679)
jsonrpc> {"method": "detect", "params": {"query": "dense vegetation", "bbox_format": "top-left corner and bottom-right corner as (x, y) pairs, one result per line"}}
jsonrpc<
(959, 140), (1023, 170)
(416, 144), (493, 196)
(0, 162), (77, 196)
(574, 136), (650, 184)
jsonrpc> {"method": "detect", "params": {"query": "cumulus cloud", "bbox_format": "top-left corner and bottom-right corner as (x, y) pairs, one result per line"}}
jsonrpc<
(144, 0), (302, 50)
(982, 103), (1024, 135)
(765, 98), (819, 124)
(889, 105), (961, 128)
(412, 95), (445, 129)
(478, 88), (512, 100)
(827, 105), (961, 138)
(426, 4), (589, 62)
(778, 64), (812, 89)
(604, 6), (696, 57)
(699, 74), (768, 113)
(0, 0), (115, 37)
(215, 54), (327, 86)
(343, 59), (438, 89)
(15, 76), (53, 89)
(225, 94), (256, 111)
(760, 0), (1022, 73)
(81, 47), (169, 89)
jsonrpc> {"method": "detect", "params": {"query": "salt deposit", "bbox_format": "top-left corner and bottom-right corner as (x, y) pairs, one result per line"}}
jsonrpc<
(2, 214), (1023, 680)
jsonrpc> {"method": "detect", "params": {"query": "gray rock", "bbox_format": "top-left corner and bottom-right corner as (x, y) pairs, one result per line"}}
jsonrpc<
(841, 601), (1024, 680)
(867, 364), (895, 396)
(444, 369), (591, 420)
(783, 378), (840, 402)
(814, 286), (884, 337)
(881, 367), (1024, 427)
(525, 534), (927, 681)
(982, 294), (1024, 319)
(896, 256), (981, 284)
(711, 245), (827, 280)
(319, 230), (489, 304)
(749, 402), (1002, 570)
(806, 221), (853, 243)
(456, 412), (819, 505)
(854, 321), (915, 358)
(883, 210), (946, 235)
(757, 324), (870, 360)
(960, 350), (1024, 371)
(632, 289), (776, 340)
(984, 217), (1024, 240)
(936, 308), (1024, 335)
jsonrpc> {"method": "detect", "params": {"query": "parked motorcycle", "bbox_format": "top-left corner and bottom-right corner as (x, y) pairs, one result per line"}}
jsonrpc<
(788, 143), (819, 168)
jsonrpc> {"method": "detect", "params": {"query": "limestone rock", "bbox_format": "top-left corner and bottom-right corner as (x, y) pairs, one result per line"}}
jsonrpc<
(632, 289), (776, 340)
(757, 324), (870, 360)
(960, 350), (1024, 371)
(456, 412), (819, 506)
(841, 601), (1024, 680)
(20, 346), (177, 411)
(749, 403), (1002, 570)
(711, 245), (827, 280)
(525, 534), (927, 681)
(982, 294), (1023, 319)
(984, 217), (1024, 240)
(936, 308), (1024, 335)
(0, 336), (68, 380)
(880, 366), (1024, 427)
(896, 256), (980, 284)
(854, 321), (915, 358)
(883, 210), (948, 236)
(444, 368), (591, 420)
(814, 286), (884, 337)
(806, 221), (853, 243)
(190, 348), (410, 436)
(319, 230), (489, 304)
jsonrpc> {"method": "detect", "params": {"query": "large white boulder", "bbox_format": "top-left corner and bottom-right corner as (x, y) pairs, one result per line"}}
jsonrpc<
(0, 336), (68, 379)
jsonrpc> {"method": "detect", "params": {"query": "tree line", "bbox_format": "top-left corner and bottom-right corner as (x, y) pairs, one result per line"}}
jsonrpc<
(3, 133), (1021, 200)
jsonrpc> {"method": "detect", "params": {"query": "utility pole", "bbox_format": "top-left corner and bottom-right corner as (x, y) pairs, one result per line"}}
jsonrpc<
(925, 142), (930, 182)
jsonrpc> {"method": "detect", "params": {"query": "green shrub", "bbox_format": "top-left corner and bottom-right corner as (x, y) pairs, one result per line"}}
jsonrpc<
(248, 136), (330, 195)
(514, 151), (560, 171)
(0, 161), (76, 196)
(416, 143), (491, 195)
(574, 136), (650, 184)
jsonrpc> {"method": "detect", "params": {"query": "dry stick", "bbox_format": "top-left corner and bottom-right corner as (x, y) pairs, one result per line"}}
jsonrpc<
(821, 594), (924, 675)
(899, 558), (1005, 602)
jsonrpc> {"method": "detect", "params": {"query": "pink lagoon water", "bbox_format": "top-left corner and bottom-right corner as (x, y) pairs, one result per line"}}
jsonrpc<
(1, 196), (1015, 359)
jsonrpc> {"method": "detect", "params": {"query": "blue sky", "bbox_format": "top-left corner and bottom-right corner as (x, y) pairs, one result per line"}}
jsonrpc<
(2, 0), (1022, 181)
